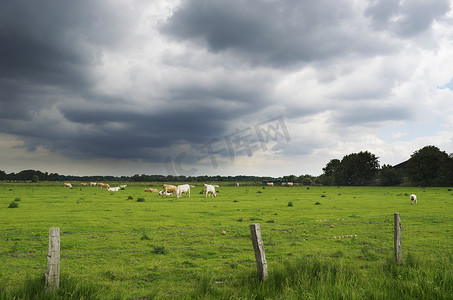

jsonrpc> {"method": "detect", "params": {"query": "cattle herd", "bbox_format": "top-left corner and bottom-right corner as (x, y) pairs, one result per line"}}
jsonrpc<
(63, 182), (419, 204)
(63, 182), (220, 198)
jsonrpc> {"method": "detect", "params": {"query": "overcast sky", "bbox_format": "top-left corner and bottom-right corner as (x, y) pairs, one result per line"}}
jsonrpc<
(1, 0), (453, 177)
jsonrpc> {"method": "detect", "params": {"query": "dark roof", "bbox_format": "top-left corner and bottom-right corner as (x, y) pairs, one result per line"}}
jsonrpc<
(393, 160), (409, 169)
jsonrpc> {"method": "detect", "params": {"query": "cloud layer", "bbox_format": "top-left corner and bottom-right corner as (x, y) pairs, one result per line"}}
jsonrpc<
(1, 0), (452, 176)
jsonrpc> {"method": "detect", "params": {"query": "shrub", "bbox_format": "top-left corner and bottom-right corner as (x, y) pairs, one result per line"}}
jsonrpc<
(14, 198), (21, 202)
(137, 198), (145, 202)
(288, 201), (293, 207)
(8, 201), (19, 208)
(127, 196), (133, 200)
(315, 202), (321, 205)
(152, 246), (167, 254)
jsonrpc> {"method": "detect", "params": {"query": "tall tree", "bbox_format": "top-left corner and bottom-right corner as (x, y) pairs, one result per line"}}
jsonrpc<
(321, 159), (341, 185)
(379, 164), (401, 186)
(335, 151), (380, 185)
(406, 145), (453, 186)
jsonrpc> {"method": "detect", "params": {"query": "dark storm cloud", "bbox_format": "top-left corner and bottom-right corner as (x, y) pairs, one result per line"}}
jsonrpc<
(160, 0), (396, 67)
(0, 0), (173, 162)
(0, 0), (280, 164)
(366, 0), (451, 38)
(0, 0), (133, 120)
(0, 0), (129, 89)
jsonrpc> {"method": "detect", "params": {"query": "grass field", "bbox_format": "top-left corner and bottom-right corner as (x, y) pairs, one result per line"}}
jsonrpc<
(1, 182), (452, 299)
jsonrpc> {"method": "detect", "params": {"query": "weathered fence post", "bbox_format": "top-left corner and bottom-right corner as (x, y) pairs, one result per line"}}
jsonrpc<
(394, 213), (402, 264)
(45, 227), (60, 290)
(250, 223), (268, 281)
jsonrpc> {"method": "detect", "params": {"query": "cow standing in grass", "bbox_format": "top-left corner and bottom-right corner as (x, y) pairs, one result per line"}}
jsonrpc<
(177, 184), (190, 198)
(203, 184), (217, 198)
(162, 184), (177, 197)
(410, 194), (417, 204)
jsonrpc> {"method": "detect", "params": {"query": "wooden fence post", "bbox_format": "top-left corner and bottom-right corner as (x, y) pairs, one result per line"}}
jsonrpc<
(45, 227), (60, 290)
(394, 213), (402, 264)
(250, 223), (268, 281)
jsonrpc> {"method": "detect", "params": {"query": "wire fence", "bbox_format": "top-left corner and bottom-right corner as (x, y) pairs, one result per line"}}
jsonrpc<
(1, 212), (452, 287)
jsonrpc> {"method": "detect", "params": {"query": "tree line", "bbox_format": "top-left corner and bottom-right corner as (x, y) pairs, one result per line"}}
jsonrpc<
(0, 169), (275, 184)
(1, 145), (452, 186)
(317, 145), (453, 187)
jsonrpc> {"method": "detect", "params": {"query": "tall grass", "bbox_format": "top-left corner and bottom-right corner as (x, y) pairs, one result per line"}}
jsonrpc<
(1, 252), (452, 299)
(190, 253), (453, 299)
(0, 275), (125, 300)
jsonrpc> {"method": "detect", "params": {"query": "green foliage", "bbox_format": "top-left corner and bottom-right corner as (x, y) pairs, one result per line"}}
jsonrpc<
(407, 145), (453, 186)
(287, 201), (293, 207)
(0, 275), (119, 299)
(379, 164), (402, 186)
(152, 245), (168, 254)
(336, 151), (380, 185)
(321, 152), (380, 186)
(8, 201), (19, 208)
(141, 234), (150, 240)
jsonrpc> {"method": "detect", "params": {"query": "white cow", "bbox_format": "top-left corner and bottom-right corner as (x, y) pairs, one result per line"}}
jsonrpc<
(267, 182), (274, 187)
(410, 194), (417, 204)
(63, 183), (72, 188)
(177, 184), (190, 198)
(159, 190), (173, 196)
(108, 187), (120, 192)
(203, 184), (217, 198)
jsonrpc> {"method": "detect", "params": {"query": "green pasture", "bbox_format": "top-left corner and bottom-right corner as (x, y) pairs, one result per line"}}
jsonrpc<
(0, 182), (452, 299)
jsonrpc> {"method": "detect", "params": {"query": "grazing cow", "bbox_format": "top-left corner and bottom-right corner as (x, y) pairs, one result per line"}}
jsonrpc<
(177, 184), (191, 198)
(159, 190), (173, 196)
(267, 182), (274, 187)
(287, 182), (294, 186)
(203, 184), (217, 198)
(90, 182), (97, 186)
(235, 182), (239, 187)
(100, 184), (110, 189)
(63, 183), (73, 188)
(162, 184), (177, 197)
(80, 183), (88, 187)
(293, 183), (299, 186)
(410, 194), (417, 204)
(108, 187), (120, 192)
(144, 188), (159, 193)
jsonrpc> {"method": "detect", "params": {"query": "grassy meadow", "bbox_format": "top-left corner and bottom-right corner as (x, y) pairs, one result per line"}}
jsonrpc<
(0, 182), (452, 299)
